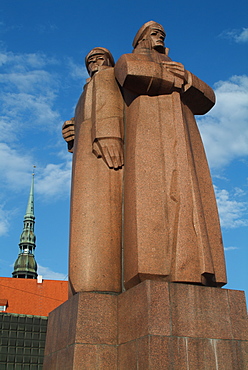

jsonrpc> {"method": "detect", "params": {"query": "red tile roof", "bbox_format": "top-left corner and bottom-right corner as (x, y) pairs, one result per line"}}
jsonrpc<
(0, 277), (68, 316)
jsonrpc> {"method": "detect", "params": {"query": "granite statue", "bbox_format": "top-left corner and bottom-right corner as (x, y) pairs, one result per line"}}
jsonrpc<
(63, 23), (227, 295)
(115, 21), (226, 289)
(63, 47), (124, 296)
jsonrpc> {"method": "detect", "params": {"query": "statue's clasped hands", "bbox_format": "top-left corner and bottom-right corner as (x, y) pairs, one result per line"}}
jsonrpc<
(162, 61), (188, 89)
(92, 138), (124, 169)
(162, 61), (187, 80)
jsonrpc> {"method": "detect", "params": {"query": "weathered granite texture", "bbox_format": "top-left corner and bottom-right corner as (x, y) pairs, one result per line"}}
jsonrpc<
(115, 21), (226, 290)
(43, 291), (118, 369)
(64, 48), (124, 295)
(43, 282), (248, 369)
(52, 21), (246, 370)
(64, 23), (226, 295)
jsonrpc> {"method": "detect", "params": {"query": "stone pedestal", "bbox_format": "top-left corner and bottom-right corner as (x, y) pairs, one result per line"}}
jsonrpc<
(43, 292), (118, 369)
(118, 281), (248, 369)
(44, 281), (248, 369)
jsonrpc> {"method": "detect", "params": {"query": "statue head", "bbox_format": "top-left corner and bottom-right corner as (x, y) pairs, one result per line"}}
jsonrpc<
(85, 47), (115, 77)
(132, 21), (166, 53)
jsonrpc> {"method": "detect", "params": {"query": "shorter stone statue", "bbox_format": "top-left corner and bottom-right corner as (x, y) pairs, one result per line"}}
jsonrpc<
(64, 47), (124, 296)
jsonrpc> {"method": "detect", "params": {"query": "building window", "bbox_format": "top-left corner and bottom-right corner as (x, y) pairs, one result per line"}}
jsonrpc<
(0, 299), (8, 311)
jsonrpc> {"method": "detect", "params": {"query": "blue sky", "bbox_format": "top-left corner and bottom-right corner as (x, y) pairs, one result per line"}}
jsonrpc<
(0, 1), (247, 299)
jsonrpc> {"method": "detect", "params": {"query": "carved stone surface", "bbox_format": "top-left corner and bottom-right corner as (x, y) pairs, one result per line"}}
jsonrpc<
(48, 22), (247, 369)
(66, 48), (124, 295)
(65, 22), (226, 295)
(43, 292), (118, 369)
(115, 21), (227, 289)
(43, 282), (248, 369)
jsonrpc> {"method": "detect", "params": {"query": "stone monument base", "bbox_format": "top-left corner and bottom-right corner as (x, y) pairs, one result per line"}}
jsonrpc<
(43, 281), (248, 369)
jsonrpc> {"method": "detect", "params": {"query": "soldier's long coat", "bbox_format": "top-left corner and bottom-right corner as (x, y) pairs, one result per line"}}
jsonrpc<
(69, 67), (123, 295)
(115, 50), (227, 289)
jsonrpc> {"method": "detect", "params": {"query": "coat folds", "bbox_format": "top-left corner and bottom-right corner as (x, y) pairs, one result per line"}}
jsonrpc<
(69, 67), (124, 295)
(115, 51), (227, 289)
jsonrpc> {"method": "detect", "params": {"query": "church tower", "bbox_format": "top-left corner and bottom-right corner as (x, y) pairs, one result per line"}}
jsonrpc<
(12, 172), (38, 279)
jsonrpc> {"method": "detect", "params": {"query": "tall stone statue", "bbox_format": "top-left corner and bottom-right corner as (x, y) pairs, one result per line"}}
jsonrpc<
(63, 47), (124, 296)
(115, 21), (227, 289)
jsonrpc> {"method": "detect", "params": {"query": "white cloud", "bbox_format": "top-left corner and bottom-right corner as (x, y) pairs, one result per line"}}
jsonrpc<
(0, 206), (10, 236)
(215, 186), (248, 229)
(0, 203), (18, 237)
(198, 75), (248, 168)
(234, 187), (246, 197)
(219, 28), (248, 43)
(66, 57), (88, 80)
(37, 265), (67, 280)
(0, 50), (60, 137)
(224, 246), (239, 251)
(2, 91), (60, 129)
(0, 50), (58, 69)
(0, 142), (71, 200)
(0, 117), (18, 143)
(0, 143), (34, 190)
(36, 161), (72, 199)
(0, 70), (55, 93)
(212, 174), (228, 181)
(235, 28), (248, 43)
(0, 49), (73, 201)
(0, 52), (8, 66)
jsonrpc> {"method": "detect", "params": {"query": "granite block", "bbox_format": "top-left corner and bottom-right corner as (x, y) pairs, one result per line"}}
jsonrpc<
(137, 336), (150, 370)
(44, 282), (248, 369)
(167, 337), (189, 369)
(43, 308), (56, 356)
(45, 306), (62, 353)
(44, 292), (79, 355)
(73, 344), (117, 370)
(118, 340), (137, 370)
(75, 292), (117, 345)
(67, 294), (80, 345)
(56, 296), (77, 351)
(240, 341), (248, 369)
(118, 281), (149, 343)
(169, 283), (233, 339)
(148, 281), (171, 336)
(118, 280), (171, 344)
(214, 340), (235, 370)
(186, 338), (217, 370)
(148, 336), (171, 369)
(56, 345), (74, 370)
(43, 351), (58, 370)
(228, 289), (248, 340)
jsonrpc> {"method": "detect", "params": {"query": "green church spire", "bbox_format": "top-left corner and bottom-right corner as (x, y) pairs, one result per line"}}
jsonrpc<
(25, 171), (35, 219)
(12, 171), (38, 279)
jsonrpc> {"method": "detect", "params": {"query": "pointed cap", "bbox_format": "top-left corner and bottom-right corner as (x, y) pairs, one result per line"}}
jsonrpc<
(132, 21), (166, 49)
(85, 47), (115, 75)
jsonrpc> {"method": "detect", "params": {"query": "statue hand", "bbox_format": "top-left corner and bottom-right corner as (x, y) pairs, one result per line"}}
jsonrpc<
(62, 118), (75, 153)
(92, 138), (124, 169)
(62, 118), (75, 142)
(162, 61), (187, 82)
